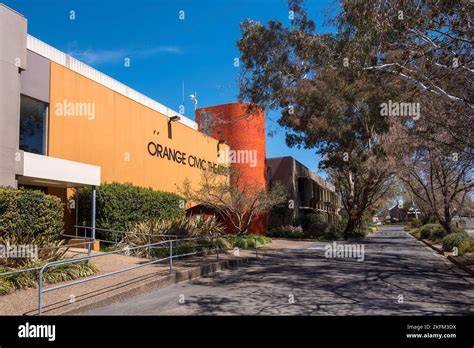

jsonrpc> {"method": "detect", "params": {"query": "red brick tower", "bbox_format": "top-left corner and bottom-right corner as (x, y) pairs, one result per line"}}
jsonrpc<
(195, 102), (267, 235)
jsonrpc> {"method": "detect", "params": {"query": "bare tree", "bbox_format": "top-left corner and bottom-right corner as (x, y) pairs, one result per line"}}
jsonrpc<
(180, 168), (287, 235)
(399, 145), (473, 233)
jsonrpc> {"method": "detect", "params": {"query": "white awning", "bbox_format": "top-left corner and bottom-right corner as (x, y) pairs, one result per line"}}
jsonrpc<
(18, 152), (100, 188)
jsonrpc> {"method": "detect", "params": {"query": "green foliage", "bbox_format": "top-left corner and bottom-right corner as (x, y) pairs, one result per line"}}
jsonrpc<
(420, 224), (446, 240)
(409, 228), (421, 239)
(0, 234), (68, 269)
(268, 225), (305, 239)
(75, 183), (185, 240)
(346, 227), (369, 239)
(301, 213), (329, 238)
(458, 239), (474, 256)
(450, 226), (468, 235)
(368, 226), (378, 233)
(407, 220), (423, 229)
(431, 227), (449, 241)
(226, 234), (272, 249)
(216, 237), (232, 251)
(270, 213), (344, 241)
(0, 260), (97, 295)
(119, 216), (224, 258)
(442, 233), (469, 252)
(0, 187), (64, 239)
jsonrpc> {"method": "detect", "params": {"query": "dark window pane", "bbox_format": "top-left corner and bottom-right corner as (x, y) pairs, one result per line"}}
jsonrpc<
(19, 95), (47, 155)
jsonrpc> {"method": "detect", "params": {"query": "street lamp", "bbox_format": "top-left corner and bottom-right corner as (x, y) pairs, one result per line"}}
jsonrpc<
(217, 139), (226, 157)
(168, 115), (181, 139)
(190, 93), (198, 110)
(169, 115), (181, 122)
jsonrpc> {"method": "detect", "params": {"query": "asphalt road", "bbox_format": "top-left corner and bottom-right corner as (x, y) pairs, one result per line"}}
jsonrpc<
(82, 226), (473, 315)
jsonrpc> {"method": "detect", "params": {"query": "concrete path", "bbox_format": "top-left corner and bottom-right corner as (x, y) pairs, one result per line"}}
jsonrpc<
(0, 247), (254, 315)
(82, 226), (473, 315)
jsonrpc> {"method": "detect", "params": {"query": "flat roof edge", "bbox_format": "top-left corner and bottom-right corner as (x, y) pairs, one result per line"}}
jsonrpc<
(26, 34), (198, 130)
(0, 3), (26, 17)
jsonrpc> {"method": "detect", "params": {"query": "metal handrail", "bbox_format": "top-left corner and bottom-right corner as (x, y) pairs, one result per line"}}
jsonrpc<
(0, 240), (96, 277)
(72, 225), (183, 238)
(38, 239), (171, 315)
(36, 234), (259, 315)
(0, 228), (261, 315)
(36, 234), (260, 315)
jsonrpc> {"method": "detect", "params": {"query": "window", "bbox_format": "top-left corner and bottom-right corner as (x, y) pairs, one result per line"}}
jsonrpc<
(199, 111), (212, 136)
(19, 95), (48, 155)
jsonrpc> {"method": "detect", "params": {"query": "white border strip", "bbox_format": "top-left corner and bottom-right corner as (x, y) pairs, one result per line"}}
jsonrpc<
(26, 35), (198, 130)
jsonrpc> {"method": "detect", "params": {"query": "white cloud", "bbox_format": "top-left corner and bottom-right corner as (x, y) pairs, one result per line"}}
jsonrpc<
(65, 45), (184, 65)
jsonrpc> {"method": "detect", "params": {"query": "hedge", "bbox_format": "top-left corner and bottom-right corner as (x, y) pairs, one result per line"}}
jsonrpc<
(442, 233), (469, 252)
(75, 183), (185, 240)
(0, 187), (64, 239)
(420, 224), (446, 240)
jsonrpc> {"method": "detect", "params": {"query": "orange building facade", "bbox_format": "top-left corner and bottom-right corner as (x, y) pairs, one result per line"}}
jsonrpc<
(196, 103), (268, 234)
(48, 61), (229, 194)
(0, 6), (233, 232)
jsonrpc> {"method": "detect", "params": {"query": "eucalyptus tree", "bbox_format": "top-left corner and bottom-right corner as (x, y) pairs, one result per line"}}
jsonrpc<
(237, 0), (400, 236)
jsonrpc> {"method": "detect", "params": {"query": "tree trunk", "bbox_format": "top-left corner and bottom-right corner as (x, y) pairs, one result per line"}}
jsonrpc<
(443, 206), (452, 234)
(344, 217), (358, 238)
(440, 219), (452, 234)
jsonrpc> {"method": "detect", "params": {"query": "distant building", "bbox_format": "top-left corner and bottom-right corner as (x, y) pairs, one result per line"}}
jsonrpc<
(266, 156), (341, 227)
(387, 203), (420, 222)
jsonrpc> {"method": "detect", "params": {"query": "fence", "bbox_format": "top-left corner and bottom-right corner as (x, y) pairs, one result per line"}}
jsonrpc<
(0, 230), (260, 315)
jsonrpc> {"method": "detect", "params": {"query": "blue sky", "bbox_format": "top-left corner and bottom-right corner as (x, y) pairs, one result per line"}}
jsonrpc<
(5, 0), (338, 176)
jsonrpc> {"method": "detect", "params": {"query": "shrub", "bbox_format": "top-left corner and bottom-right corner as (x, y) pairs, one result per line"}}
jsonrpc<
(216, 237), (232, 251)
(130, 215), (223, 237)
(450, 226), (468, 235)
(0, 234), (68, 268)
(254, 235), (272, 245)
(268, 225), (304, 239)
(442, 233), (469, 252)
(120, 216), (224, 258)
(300, 213), (328, 236)
(226, 234), (272, 248)
(408, 219), (423, 229)
(317, 224), (344, 240)
(75, 183), (185, 240)
(347, 227), (369, 239)
(231, 237), (248, 249)
(368, 226), (378, 233)
(431, 227), (449, 240)
(409, 228), (421, 239)
(420, 224), (446, 240)
(458, 238), (474, 256)
(0, 187), (64, 239)
(0, 260), (97, 295)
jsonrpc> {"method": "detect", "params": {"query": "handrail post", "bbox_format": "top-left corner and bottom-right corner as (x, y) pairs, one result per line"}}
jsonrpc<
(216, 236), (219, 261)
(38, 267), (45, 316)
(255, 237), (258, 258)
(147, 235), (150, 258)
(87, 239), (91, 263)
(89, 186), (96, 265)
(169, 240), (173, 273)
